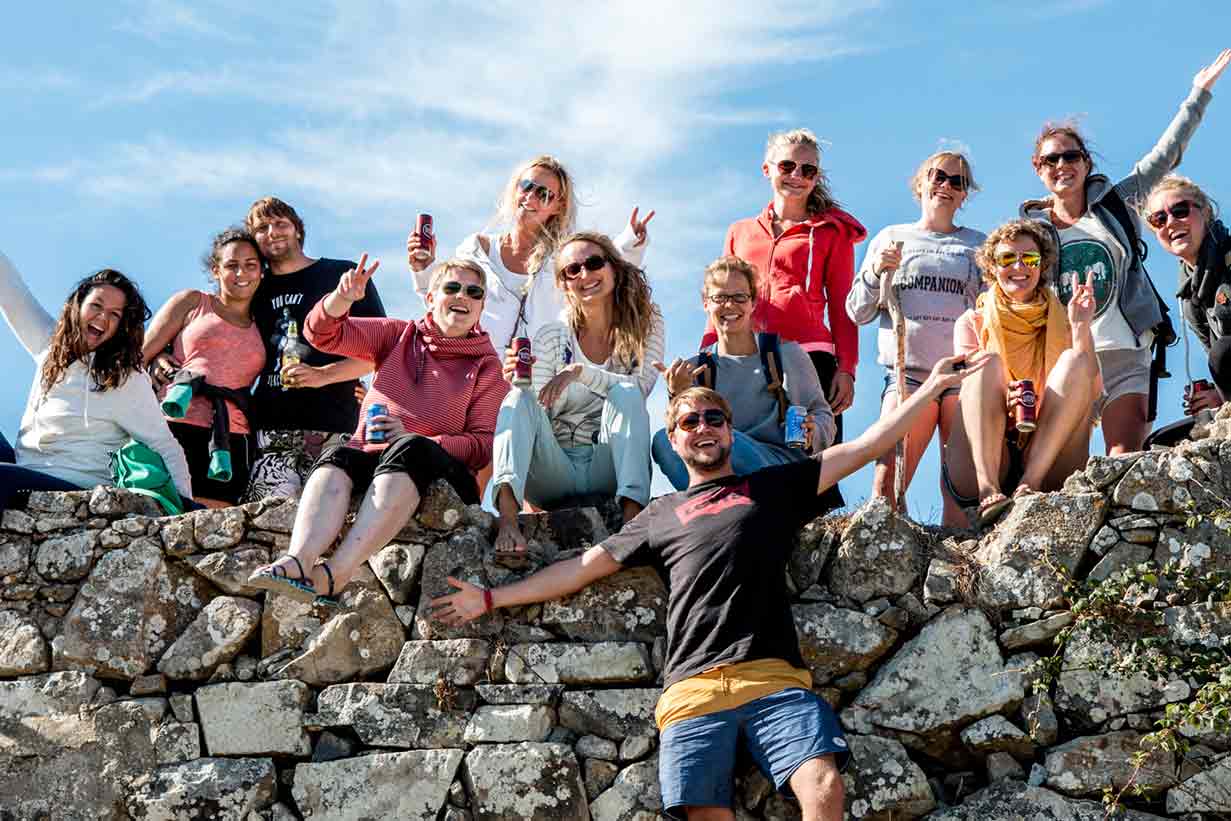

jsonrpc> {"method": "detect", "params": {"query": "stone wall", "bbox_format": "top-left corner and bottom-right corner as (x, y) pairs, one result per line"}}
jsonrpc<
(2, 415), (1231, 820)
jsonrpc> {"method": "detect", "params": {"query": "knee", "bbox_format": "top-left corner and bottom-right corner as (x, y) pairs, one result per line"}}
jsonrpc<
(651, 428), (675, 462)
(606, 382), (644, 410)
(796, 755), (845, 816)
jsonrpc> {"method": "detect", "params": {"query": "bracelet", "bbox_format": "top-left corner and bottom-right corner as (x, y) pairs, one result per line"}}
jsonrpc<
(482, 588), (494, 614)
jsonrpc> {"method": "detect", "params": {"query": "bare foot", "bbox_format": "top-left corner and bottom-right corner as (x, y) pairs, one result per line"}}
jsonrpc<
(493, 520), (528, 568)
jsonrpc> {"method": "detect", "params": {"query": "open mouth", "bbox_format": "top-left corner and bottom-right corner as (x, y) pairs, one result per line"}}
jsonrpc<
(931, 189), (954, 202)
(85, 323), (106, 343)
(1167, 228), (1190, 244)
(447, 304), (471, 315)
(577, 280), (602, 296)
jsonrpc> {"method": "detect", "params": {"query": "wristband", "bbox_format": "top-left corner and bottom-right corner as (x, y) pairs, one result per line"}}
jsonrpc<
(482, 588), (494, 614)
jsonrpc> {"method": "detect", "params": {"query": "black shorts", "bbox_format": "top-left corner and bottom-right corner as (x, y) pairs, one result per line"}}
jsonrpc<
(311, 433), (479, 504)
(169, 421), (256, 505)
(808, 350), (843, 444)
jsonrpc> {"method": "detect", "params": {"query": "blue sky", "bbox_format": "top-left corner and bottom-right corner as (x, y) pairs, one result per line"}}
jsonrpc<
(2, 2), (1229, 522)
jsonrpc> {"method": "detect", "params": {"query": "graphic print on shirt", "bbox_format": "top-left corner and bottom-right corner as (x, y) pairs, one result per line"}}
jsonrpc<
(1057, 239), (1115, 317)
(674, 480), (753, 525)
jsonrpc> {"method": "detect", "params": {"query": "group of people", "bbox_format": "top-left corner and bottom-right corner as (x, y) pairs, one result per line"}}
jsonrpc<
(2, 47), (1230, 821)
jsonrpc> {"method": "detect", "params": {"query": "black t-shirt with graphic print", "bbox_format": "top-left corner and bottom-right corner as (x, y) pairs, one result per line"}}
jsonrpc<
(250, 258), (386, 433)
(602, 458), (838, 690)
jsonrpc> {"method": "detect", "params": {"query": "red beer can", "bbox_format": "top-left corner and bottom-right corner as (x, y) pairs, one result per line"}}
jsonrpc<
(1011, 379), (1037, 432)
(513, 337), (533, 385)
(412, 213), (434, 262)
(1187, 379), (1213, 400)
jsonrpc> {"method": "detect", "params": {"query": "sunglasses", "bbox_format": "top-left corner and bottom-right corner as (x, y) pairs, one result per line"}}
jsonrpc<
(927, 168), (967, 191)
(1037, 149), (1086, 168)
(775, 160), (819, 180)
(994, 251), (1042, 269)
(707, 292), (752, 305)
(440, 280), (486, 299)
(561, 254), (608, 280)
(517, 178), (557, 204)
(1146, 200), (1194, 230)
(675, 409), (729, 432)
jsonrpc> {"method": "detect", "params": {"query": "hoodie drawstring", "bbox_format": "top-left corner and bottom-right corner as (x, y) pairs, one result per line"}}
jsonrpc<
(804, 224), (816, 296)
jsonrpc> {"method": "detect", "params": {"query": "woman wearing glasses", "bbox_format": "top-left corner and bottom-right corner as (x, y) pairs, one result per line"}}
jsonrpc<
(707, 128), (865, 440)
(1144, 175), (1230, 417)
(249, 257), (508, 603)
(1019, 49), (1230, 456)
(655, 256), (835, 491)
(846, 151), (985, 517)
(941, 221), (1099, 528)
(489, 232), (663, 564)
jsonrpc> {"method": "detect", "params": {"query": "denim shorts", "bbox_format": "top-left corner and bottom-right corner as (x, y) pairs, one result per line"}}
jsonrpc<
(881, 369), (960, 402)
(657, 688), (849, 818)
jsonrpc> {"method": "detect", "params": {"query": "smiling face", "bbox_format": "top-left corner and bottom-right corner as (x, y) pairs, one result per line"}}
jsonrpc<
(1146, 188), (1208, 265)
(921, 155), (969, 215)
(513, 165), (564, 231)
(1035, 134), (1091, 198)
(993, 235), (1044, 302)
(78, 284), (127, 351)
(703, 267), (756, 338)
(427, 265), (485, 337)
(668, 398), (733, 473)
(213, 240), (262, 301)
(250, 214), (302, 263)
(763, 143), (820, 204)
(559, 240), (614, 308)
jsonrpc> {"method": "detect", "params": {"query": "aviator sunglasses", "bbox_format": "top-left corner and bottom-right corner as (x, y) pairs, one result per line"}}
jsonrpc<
(1037, 149), (1086, 168)
(927, 167), (967, 191)
(1146, 200), (1194, 230)
(994, 251), (1042, 269)
(675, 409), (730, 432)
(517, 178), (557, 204)
(441, 280), (486, 299)
(561, 254), (608, 279)
(775, 159), (819, 180)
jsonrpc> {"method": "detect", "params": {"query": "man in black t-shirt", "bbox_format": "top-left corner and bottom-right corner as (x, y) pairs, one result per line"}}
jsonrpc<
(433, 355), (979, 821)
(241, 197), (387, 500)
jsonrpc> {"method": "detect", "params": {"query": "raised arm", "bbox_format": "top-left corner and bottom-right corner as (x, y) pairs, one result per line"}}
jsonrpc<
(0, 250), (55, 357)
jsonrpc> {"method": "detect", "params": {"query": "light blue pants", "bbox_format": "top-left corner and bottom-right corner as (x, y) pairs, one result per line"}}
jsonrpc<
(492, 383), (651, 508)
(651, 427), (800, 491)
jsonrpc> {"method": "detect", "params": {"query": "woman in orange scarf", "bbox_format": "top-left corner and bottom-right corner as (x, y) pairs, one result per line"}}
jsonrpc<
(942, 219), (1099, 527)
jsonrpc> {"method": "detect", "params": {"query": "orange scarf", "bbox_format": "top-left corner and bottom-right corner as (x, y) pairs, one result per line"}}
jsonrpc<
(977, 284), (1070, 390)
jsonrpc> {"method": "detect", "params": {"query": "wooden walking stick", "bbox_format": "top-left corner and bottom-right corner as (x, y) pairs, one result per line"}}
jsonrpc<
(883, 241), (909, 515)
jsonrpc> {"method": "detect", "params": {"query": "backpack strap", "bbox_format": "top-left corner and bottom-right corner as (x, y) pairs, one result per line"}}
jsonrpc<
(757, 332), (789, 425)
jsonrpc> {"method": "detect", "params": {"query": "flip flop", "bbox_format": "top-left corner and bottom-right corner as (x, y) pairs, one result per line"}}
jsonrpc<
(313, 560), (341, 610)
(977, 493), (1011, 528)
(247, 555), (317, 603)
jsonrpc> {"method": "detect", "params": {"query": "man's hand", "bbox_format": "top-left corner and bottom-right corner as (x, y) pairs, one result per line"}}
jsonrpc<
(827, 371), (855, 415)
(147, 352), (181, 391)
(1187, 384), (1224, 415)
(921, 353), (987, 397)
(280, 363), (329, 389)
(336, 253), (381, 304)
(653, 358), (707, 396)
(430, 576), (489, 626)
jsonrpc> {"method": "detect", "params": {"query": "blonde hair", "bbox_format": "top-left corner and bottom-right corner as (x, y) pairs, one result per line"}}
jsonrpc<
(1146, 174), (1218, 222)
(975, 219), (1058, 287)
(702, 256), (758, 299)
(428, 258), (486, 293)
(665, 387), (732, 432)
(493, 155), (577, 275)
(910, 151), (980, 202)
(764, 128), (839, 215)
(555, 232), (660, 369)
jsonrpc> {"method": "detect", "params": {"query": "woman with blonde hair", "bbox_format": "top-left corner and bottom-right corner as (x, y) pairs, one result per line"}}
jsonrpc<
(490, 231), (663, 565)
(708, 128), (865, 441)
(942, 220), (1099, 527)
(847, 151), (985, 517)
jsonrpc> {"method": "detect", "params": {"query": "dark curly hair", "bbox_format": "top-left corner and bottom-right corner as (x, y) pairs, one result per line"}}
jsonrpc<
(200, 226), (265, 287)
(40, 269), (151, 394)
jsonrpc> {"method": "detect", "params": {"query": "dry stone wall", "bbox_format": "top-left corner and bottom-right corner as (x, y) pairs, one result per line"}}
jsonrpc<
(3, 412), (1231, 820)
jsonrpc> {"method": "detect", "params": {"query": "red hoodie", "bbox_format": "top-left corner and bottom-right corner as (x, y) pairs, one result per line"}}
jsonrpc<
(702, 203), (867, 377)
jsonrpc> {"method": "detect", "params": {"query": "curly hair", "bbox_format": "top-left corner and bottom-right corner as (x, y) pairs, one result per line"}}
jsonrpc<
(41, 269), (151, 395)
(555, 232), (659, 369)
(910, 151), (980, 202)
(200, 226), (265, 288)
(764, 128), (840, 215)
(701, 255), (758, 300)
(1032, 122), (1095, 172)
(974, 220), (1058, 287)
(493, 155), (577, 275)
(1146, 174), (1219, 223)
(245, 197), (306, 245)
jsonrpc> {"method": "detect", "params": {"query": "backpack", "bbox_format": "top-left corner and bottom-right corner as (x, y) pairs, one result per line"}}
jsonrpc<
(693, 332), (790, 424)
(110, 440), (184, 515)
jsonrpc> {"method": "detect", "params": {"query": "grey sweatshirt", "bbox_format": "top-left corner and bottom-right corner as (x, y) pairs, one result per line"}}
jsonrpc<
(847, 224), (985, 380)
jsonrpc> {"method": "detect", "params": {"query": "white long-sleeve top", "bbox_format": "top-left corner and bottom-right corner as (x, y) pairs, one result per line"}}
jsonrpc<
(531, 310), (665, 448)
(0, 252), (192, 498)
(413, 225), (648, 353)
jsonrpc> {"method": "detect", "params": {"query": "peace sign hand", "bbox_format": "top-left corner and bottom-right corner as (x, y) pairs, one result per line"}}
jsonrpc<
(336, 253), (381, 304)
(1194, 48), (1231, 92)
(1068, 269), (1096, 328)
(628, 207), (655, 248)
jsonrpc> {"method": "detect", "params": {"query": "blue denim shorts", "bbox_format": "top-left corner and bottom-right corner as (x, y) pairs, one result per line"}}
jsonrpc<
(657, 688), (849, 819)
(881, 370), (960, 402)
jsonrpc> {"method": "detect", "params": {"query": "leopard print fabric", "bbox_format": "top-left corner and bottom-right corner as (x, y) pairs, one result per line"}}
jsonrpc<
(242, 429), (349, 502)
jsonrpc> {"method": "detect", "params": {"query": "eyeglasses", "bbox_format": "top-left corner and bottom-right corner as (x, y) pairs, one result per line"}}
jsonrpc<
(706, 292), (752, 305)
(1037, 149), (1086, 168)
(927, 168), (967, 191)
(517, 178), (557, 204)
(441, 281), (486, 299)
(994, 251), (1042, 269)
(674, 409), (729, 432)
(560, 254), (608, 280)
(775, 160), (819, 180)
(1146, 200), (1194, 230)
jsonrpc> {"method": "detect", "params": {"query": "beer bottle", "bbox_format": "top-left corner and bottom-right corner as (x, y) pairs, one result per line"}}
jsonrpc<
(280, 318), (304, 391)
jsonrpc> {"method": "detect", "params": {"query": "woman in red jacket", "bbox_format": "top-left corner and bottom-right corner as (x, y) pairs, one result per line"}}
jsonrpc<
(707, 128), (866, 438)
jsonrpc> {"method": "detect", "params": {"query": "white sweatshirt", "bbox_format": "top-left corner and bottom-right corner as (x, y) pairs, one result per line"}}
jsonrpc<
(0, 252), (193, 497)
(413, 225), (648, 353)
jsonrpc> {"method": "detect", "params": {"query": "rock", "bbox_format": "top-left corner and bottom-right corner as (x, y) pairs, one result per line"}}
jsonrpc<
(540, 567), (667, 642)
(577, 735), (619, 760)
(1164, 601), (1231, 648)
(997, 611), (1073, 651)
(293, 749), (464, 821)
(974, 492), (1104, 612)
(312, 730), (356, 763)
(464, 705), (555, 744)
(1044, 731), (1174, 797)
(1020, 691), (1060, 747)
(158, 596), (261, 681)
(389, 639), (493, 686)
(0, 534), (31, 576)
(368, 541), (427, 604)
(842, 735), (935, 820)
(959, 715), (1033, 760)
(1155, 518), (1231, 573)
(1087, 541), (1152, 582)
(259, 590), (324, 658)
(1, 508), (36, 534)
(1166, 754), (1231, 814)
(986, 751), (1025, 782)
(505, 642), (652, 685)
(86, 486), (161, 517)
(192, 505), (247, 550)
(584, 759), (620, 801)
(842, 607), (1024, 758)
(923, 558), (962, 606)
(461, 742), (588, 820)
(195, 681), (311, 756)
(792, 602), (898, 685)
(169, 693), (194, 723)
(1084, 453), (1143, 489)
(589, 757), (661, 821)
(923, 780), (1169, 820)
(1089, 524), (1120, 556)
(415, 480), (469, 531)
(250, 499), (297, 533)
(828, 498), (919, 603)
(1055, 624), (1187, 729)
(158, 515), (196, 556)
(475, 684), (563, 705)
(185, 545), (271, 595)
(789, 516), (839, 592)
(0, 609), (50, 675)
(619, 735), (654, 761)
(130, 673), (167, 696)
(34, 529), (98, 581)
(559, 689), (659, 739)
(152, 720), (201, 764)
(1112, 448), (1221, 513)
(313, 683), (476, 748)
(0, 671), (99, 755)
(413, 527), (505, 640)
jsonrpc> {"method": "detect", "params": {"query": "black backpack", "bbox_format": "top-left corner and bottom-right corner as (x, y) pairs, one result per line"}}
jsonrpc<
(693, 332), (790, 424)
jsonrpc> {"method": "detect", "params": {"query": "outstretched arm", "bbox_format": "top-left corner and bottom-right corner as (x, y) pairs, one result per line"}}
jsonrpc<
(431, 544), (623, 625)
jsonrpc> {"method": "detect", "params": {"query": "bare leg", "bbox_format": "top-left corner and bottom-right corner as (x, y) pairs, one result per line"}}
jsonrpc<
(1100, 392), (1149, 456)
(620, 496), (643, 524)
(684, 808), (735, 821)
(872, 389), (939, 510)
(260, 465), (352, 585)
(493, 482), (528, 558)
(936, 393), (966, 526)
(320, 472), (420, 591)
(959, 353), (1009, 501)
(789, 754), (845, 821)
(1018, 349), (1099, 492)
(196, 497), (231, 509)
